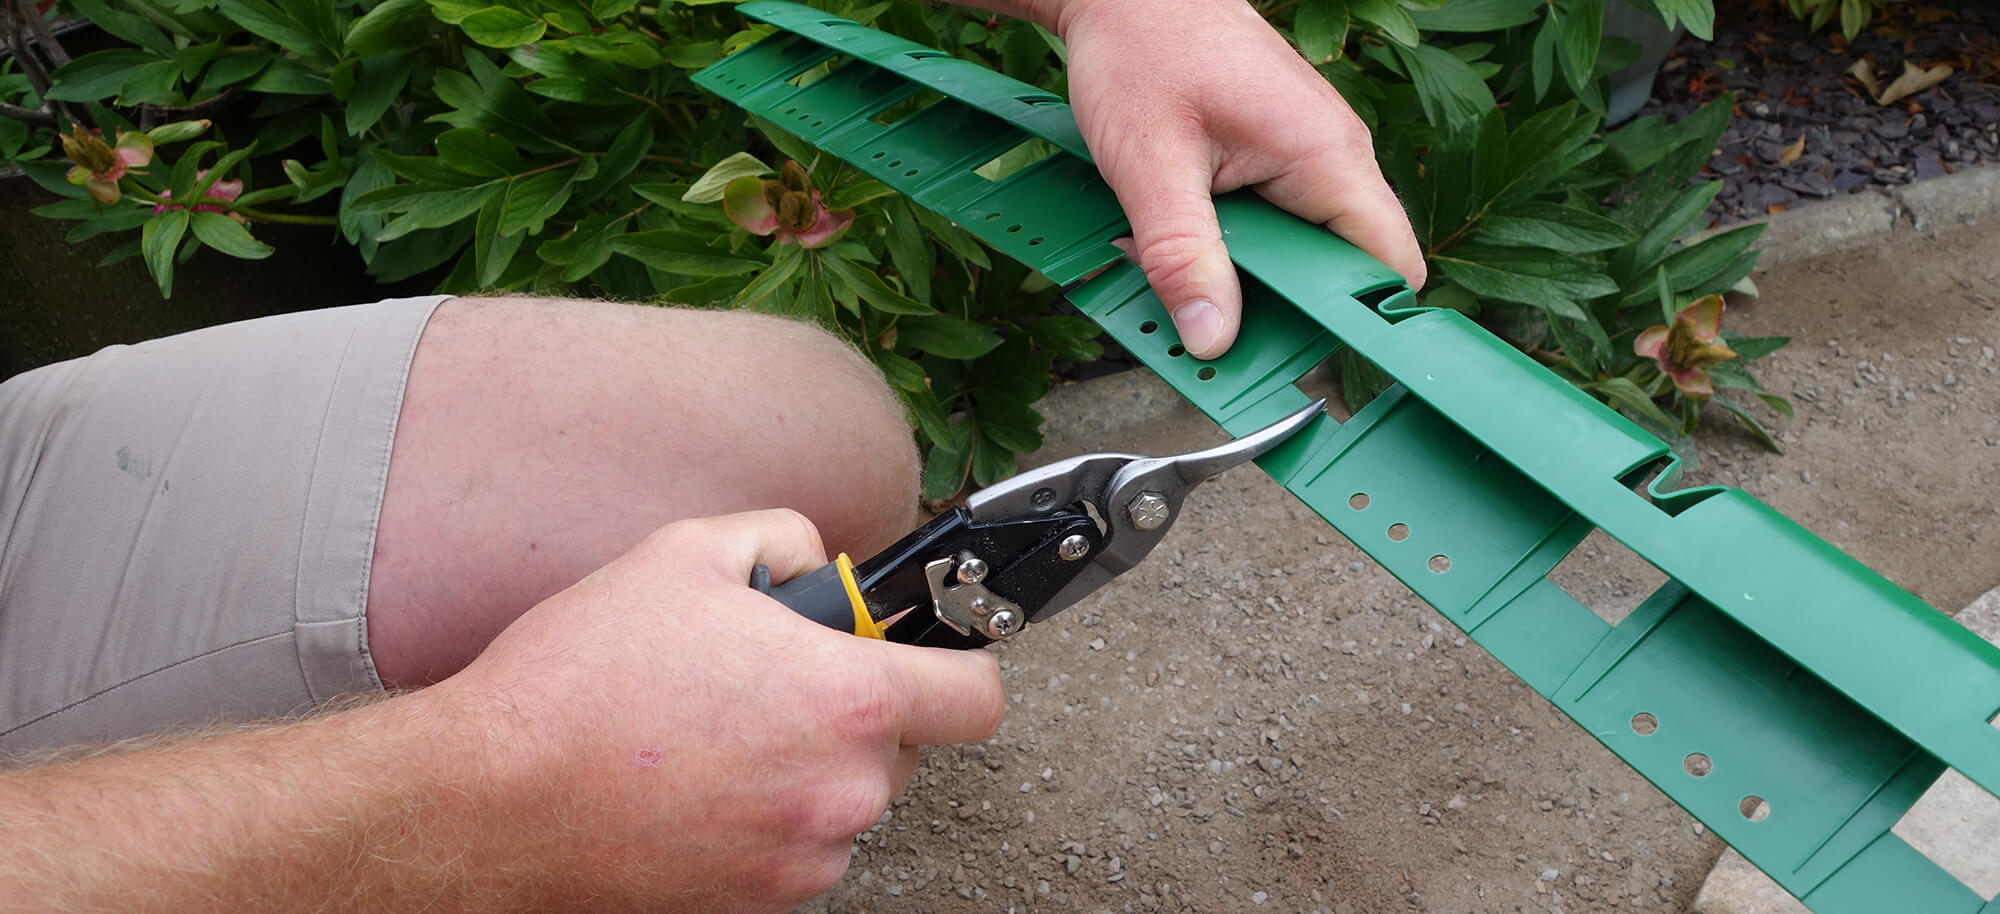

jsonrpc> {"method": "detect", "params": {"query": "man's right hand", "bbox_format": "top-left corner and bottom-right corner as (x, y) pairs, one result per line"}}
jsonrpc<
(434, 508), (1007, 911)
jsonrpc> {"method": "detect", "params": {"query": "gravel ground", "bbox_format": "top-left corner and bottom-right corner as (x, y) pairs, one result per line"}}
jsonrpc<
(1634, 0), (2000, 226)
(798, 211), (2000, 914)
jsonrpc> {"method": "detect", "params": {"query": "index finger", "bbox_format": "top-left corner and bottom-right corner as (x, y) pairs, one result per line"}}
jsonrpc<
(1255, 144), (1427, 292)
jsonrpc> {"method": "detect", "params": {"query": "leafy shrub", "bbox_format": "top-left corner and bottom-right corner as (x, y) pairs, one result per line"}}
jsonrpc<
(3, 0), (1785, 499)
(1784, 0), (1906, 41)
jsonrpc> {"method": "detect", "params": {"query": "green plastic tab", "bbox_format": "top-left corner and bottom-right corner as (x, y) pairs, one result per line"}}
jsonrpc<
(697, 8), (2000, 910)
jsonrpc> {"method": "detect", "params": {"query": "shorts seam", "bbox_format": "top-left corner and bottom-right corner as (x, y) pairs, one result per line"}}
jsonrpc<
(354, 296), (449, 687)
(0, 630), (292, 739)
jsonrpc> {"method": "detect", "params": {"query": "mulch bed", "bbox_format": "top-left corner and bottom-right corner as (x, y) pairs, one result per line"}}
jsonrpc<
(1632, 0), (2000, 227)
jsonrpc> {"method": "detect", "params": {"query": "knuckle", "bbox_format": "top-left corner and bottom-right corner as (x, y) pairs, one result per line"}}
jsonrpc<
(824, 664), (901, 743)
(811, 776), (894, 841)
(1138, 232), (1224, 298)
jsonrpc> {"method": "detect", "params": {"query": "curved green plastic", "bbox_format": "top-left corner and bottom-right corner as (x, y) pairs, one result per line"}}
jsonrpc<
(696, 7), (2000, 910)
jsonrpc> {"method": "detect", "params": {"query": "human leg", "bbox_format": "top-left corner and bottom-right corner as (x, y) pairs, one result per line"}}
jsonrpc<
(362, 296), (921, 687)
(0, 295), (917, 751)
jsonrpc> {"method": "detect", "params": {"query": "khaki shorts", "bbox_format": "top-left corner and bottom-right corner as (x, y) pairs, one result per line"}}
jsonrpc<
(0, 295), (450, 754)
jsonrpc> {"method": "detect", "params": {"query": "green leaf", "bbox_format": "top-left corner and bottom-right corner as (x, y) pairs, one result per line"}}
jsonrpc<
(973, 395), (1043, 454)
(473, 190), (526, 287)
(881, 197), (934, 303)
(1349, 0), (1418, 47)
(248, 57), (331, 95)
(536, 212), (622, 281)
(498, 169), (573, 235)
(434, 126), (523, 177)
(1338, 350), (1393, 415)
(1028, 315), (1104, 362)
(199, 49), (274, 92)
(897, 314), (1002, 360)
(1723, 333), (1791, 362)
(609, 230), (766, 276)
(141, 209), (191, 297)
(731, 241), (805, 310)
(188, 211), (275, 260)
(1713, 394), (1783, 453)
(46, 50), (162, 102)
(66, 207), (154, 243)
(575, 116), (654, 206)
(1295, 0), (1349, 64)
(921, 428), (971, 503)
(1592, 377), (1681, 430)
(1474, 203), (1637, 252)
(1433, 248), (1614, 319)
(821, 178), (896, 210)
(460, 7), (548, 47)
(1529, 9), (1559, 100)
(903, 385), (952, 449)
(1555, 0), (1602, 99)
(911, 205), (990, 269)
(365, 183), (502, 241)
(65, 0), (175, 55)
(345, 0), (433, 55)
(591, 0), (637, 17)
(1759, 393), (1795, 418)
(216, 0), (330, 56)
(1625, 180), (1722, 271)
(1547, 312), (1610, 378)
(875, 352), (927, 391)
(684, 151), (773, 203)
(115, 58), (184, 106)
(1662, 223), (1762, 293)
(1390, 43), (1497, 135)
(822, 252), (933, 316)
(1408, 0), (1540, 31)
(346, 52), (415, 137)
(428, 52), (567, 152)
(969, 435), (1017, 487)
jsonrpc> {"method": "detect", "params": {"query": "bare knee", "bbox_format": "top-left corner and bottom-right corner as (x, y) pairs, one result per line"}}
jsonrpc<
(367, 296), (920, 685)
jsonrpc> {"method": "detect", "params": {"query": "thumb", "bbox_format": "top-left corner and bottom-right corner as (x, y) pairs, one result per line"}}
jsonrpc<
(1109, 150), (1241, 361)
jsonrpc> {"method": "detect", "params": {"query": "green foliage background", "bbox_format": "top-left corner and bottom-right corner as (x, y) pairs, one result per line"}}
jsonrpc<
(4, 0), (1791, 501)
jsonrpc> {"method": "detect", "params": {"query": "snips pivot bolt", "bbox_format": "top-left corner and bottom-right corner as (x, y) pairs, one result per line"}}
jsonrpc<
(1127, 493), (1170, 531)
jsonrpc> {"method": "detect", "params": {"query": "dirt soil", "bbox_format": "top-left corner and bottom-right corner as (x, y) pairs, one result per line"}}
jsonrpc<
(801, 219), (2000, 914)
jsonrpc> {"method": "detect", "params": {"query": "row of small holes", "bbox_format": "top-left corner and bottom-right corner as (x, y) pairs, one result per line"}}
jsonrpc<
(1136, 321), (1217, 380)
(1630, 714), (1771, 822)
(1348, 494), (1449, 573)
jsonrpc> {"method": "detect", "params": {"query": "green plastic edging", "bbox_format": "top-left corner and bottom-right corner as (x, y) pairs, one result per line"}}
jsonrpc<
(695, 7), (2000, 911)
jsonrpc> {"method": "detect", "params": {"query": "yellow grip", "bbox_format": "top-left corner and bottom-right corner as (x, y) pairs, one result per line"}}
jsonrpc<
(833, 554), (885, 640)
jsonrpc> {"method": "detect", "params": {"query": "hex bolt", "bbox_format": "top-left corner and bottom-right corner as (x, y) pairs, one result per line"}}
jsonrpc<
(986, 609), (1022, 638)
(956, 557), (989, 584)
(1127, 492), (1171, 531)
(1057, 534), (1091, 561)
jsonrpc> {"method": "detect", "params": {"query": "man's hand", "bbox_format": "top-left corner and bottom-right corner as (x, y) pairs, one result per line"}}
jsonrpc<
(973, 0), (1427, 359)
(443, 508), (1007, 909)
(0, 510), (1004, 913)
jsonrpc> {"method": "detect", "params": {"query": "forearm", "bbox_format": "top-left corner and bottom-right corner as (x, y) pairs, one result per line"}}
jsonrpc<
(0, 689), (542, 913)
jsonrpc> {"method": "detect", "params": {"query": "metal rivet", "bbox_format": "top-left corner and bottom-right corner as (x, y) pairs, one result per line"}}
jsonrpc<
(956, 558), (989, 584)
(1127, 493), (1170, 531)
(1057, 534), (1090, 561)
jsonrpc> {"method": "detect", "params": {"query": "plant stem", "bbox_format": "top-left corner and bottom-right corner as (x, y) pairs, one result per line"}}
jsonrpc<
(0, 100), (54, 125)
(235, 206), (337, 226)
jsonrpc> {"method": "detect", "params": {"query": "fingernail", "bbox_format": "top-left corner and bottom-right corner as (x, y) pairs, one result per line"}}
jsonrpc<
(1172, 300), (1222, 357)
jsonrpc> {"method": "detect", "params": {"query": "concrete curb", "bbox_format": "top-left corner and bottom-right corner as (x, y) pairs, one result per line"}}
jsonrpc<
(1036, 163), (2000, 448)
